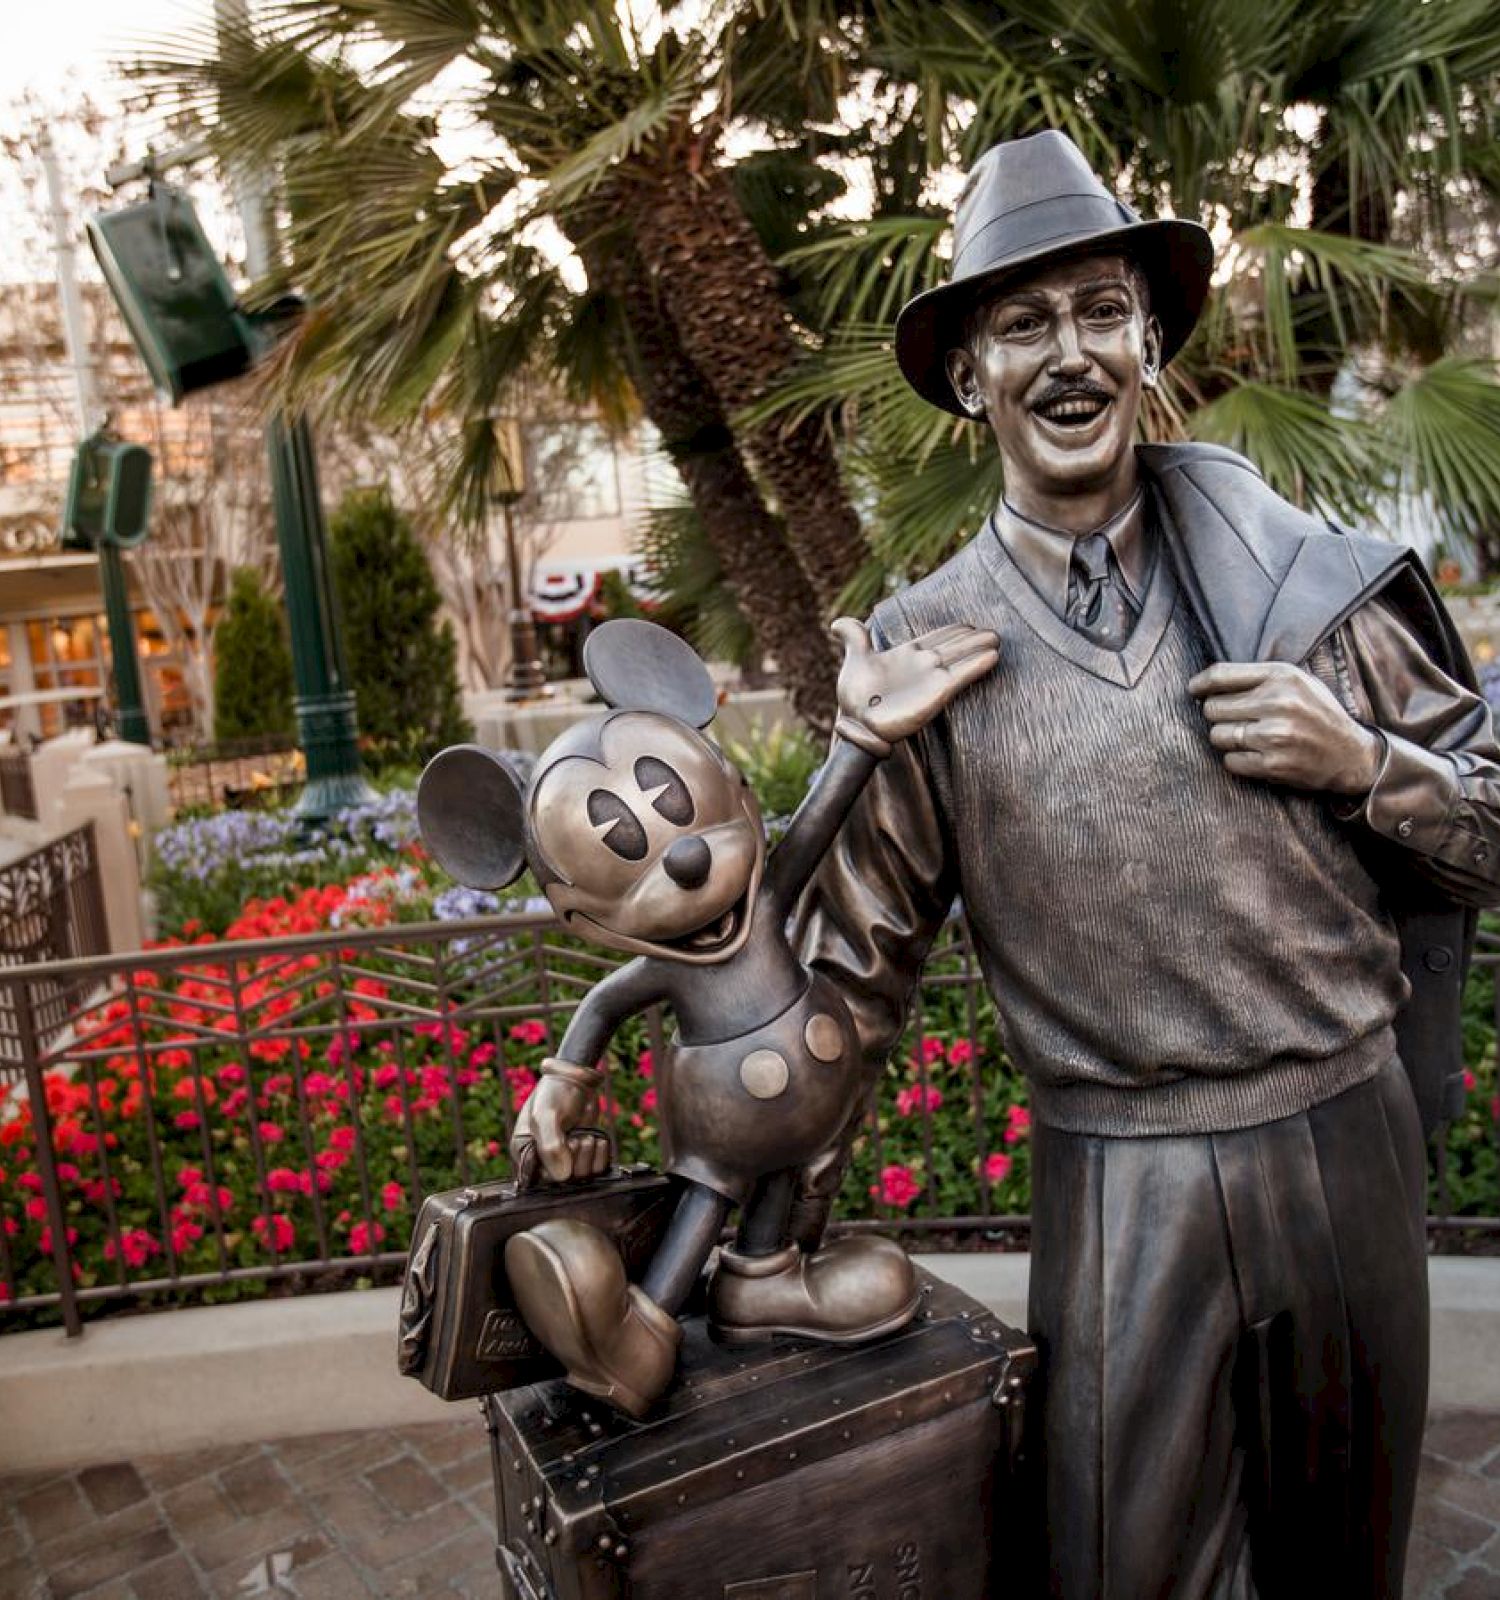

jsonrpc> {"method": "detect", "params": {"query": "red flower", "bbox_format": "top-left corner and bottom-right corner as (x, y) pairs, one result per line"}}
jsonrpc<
(266, 1167), (300, 1194)
(637, 1050), (654, 1080)
(380, 1181), (405, 1212)
(251, 1214), (295, 1252)
(348, 1219), (386, 1254)
(1003, 1105), (1031, 1145)
(870, 1164), (921, 1209)
(895, 1084), (943, 1118)
(1463, 1069), (1478, 1093)
(947, 1039), (976, 1067)
(258, 1121), (285, 1144)
(984, 1152), (1013, 1184)
(509, 1020), (547, 1046)
(104, 1228), (159, 1269)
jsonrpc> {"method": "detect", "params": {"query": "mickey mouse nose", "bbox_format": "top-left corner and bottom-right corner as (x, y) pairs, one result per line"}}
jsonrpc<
(663, 835), (712, 889)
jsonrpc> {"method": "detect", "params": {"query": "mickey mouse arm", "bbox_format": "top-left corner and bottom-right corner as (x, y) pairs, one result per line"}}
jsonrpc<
(552, 956), (669, 1072)
(765, 737), (881, 916)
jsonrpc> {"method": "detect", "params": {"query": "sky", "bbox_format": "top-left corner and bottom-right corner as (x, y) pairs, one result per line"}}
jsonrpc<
(2, 1), (211, 105)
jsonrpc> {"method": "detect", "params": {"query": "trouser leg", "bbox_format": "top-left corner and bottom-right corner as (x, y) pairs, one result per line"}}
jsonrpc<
(1226, 1059), (1429, 1599)
(1029, 1060), (1429, 1600)
(1028, 1123), (1254, 1600)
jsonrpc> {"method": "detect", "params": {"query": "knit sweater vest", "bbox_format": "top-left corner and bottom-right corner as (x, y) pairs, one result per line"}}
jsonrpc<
(879, 525), (1405, 1137)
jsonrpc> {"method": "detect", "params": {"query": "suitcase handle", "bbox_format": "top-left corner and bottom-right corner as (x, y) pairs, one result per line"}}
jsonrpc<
(512, 1128), (611, 1192)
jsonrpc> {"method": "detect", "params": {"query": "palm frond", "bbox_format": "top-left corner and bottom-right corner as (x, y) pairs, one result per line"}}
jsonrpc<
(1189, 378), (1376, 519)
(779, 215), (948, 328)
(1377, 358), (1500, 546)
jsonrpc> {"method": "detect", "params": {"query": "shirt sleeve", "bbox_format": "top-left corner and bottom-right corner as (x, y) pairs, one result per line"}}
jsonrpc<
(791, 726), (958, 1074)
(1333, 595), (1500, 906)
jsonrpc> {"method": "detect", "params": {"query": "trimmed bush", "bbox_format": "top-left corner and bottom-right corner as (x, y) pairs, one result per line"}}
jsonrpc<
(213, 568), (295, 740)
(329, 487), (471, 768)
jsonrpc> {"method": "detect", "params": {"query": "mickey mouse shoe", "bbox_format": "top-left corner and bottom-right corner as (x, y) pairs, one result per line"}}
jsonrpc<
(708, 1235), (921, 1345)
(506, 1219), (682, 1419)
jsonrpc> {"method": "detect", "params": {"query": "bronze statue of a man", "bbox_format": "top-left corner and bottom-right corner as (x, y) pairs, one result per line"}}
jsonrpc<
(795, 130), (1500, 1597)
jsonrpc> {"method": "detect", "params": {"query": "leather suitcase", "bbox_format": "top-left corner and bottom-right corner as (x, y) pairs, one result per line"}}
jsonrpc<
(398, 1165), (680, 1401)
(481, 1270), (1036, 1599)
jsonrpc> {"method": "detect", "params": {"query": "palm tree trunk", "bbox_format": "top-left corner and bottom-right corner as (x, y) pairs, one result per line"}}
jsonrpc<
(565, 195), (839, 730)
(627, 149), (868, 613)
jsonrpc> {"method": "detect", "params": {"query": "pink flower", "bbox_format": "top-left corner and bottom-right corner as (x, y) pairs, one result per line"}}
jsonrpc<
(1003, 1104), (1031, 1145)
(177, 1166), (204, 1187)
(216, 1064), (246, 1087)
(641, 1086), (658, 1114)
(870, 1164), (921, 1208)
(506, 1066), (537, 1110)
(266, 1167), (301, 1194)
(947, 1039), (975, 1067)
(509, 1020), (547, 1046)
(258, 1121), (285, 1144)
(984, 1152), (1013, 1184)
(469, 1042), (497, 1070)
(373, 1063), (400, 1089)
(895, 1083), (943, 1118)
(327, 1126), (356, 1153)
(637, 1050), (654, 1080)
(348, 1219), (386, 1254)
(912, 1037), (946, 1067)
(173, 1111), (200, 1131)
(380, 1181), (405, 1212)
(1463, 1069), (1478, 1093)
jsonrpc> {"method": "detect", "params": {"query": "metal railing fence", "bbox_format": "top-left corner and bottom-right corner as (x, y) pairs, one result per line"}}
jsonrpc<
(0, 911), (1495, 1336)
(0, 824), (109, 1082)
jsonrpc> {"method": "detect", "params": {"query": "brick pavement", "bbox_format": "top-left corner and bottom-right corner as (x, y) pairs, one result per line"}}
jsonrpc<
(1, 1410), (1498, 1597)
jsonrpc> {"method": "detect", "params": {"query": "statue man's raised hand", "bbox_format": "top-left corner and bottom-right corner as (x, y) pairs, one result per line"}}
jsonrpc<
(832, 617), (1000, 753)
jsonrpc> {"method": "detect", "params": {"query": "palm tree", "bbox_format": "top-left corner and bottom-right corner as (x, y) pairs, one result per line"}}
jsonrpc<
(760, 0), (1500, 598)
(134, 0), (899, 728)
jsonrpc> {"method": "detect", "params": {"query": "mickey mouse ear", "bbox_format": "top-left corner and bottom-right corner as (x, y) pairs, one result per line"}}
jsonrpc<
(583, 619), (717, 729)
(417, 745), (528, 890)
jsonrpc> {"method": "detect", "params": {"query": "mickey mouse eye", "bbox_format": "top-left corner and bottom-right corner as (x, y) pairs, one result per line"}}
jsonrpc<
(587, 790), (648, 860)
(634, 757), (695, 826)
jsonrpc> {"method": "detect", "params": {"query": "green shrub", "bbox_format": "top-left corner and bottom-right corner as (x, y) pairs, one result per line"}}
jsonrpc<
(329, 486), (471, 769)
(723, 721), (824, 821)
(213, 569), (295, 740)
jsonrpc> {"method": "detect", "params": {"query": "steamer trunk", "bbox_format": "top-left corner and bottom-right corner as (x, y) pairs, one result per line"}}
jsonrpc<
(482, 1272), (1034, 1599)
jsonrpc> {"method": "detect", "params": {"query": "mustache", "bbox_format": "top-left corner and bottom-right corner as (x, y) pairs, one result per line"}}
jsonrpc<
(1030, 379), (1114, 410)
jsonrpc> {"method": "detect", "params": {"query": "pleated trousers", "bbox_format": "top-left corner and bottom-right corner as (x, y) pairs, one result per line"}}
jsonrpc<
(1027, 1057), (1430, 1600)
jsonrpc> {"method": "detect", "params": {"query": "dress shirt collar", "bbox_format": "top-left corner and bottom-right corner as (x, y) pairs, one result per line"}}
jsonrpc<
(996, 487), (1151, 616)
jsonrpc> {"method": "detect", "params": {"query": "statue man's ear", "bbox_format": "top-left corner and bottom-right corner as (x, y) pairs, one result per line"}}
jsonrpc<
(417, 745), (528, 890)
(1142, 314), (1164, 391)
(945, 347), (986, 418)
(583, 618), (717, 729)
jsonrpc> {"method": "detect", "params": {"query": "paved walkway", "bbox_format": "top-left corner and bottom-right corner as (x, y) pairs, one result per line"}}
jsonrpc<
(2, 1410), (1498, 1597)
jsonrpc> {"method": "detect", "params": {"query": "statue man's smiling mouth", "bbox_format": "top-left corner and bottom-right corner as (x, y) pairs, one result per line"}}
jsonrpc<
(1030, 381), (1115, 435)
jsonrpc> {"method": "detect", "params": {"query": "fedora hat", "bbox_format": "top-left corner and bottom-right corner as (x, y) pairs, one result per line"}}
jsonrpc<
(895, 130), (1215, 418)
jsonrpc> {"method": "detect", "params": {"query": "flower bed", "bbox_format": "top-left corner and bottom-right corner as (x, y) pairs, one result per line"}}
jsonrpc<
(3, 785), (1497, 1331)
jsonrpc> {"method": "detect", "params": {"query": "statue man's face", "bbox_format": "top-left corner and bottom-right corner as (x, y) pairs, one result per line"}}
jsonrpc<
(945, 253), (1162, 514)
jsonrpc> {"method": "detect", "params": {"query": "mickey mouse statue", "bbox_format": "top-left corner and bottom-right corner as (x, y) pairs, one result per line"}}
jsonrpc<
(416, 615), (998, 1417)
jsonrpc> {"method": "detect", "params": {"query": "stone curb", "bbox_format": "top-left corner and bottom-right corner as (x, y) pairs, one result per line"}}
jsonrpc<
(1, 1254), (1495, 1473)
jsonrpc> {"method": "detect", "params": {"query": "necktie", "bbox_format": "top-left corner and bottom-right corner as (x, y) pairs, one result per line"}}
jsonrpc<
(1066, 532), (1137, 649)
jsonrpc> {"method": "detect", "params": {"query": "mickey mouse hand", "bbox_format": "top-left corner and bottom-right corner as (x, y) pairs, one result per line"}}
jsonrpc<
(832, 618), (1000, 755)
(510, 1060), (613, 1187)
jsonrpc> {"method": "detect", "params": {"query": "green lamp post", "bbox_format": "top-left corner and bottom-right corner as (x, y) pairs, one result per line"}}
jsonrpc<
(61, 433), (153, 746)
(87, 181), (373, 820)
